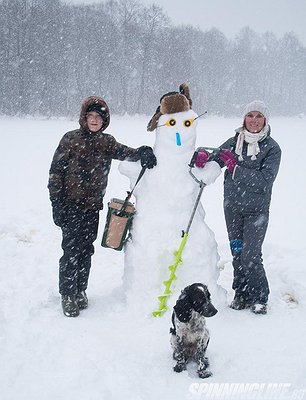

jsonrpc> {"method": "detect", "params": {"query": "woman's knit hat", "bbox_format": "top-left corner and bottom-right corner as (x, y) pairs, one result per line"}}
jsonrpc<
(243, 100), (270, 123)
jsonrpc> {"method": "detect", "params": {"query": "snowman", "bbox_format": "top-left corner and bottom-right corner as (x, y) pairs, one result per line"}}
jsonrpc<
(119, 84), (223, 314)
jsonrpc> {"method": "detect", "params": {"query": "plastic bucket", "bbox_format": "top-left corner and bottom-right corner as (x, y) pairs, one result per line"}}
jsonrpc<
(101, 198), (136, 251)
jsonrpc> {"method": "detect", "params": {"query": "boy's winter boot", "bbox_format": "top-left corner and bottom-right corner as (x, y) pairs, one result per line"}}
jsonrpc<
(76, 291), (88, 310)
(61, 295), (80, 317)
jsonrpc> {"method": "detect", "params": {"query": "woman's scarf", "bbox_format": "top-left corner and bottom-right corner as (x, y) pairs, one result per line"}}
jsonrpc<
(235, 125), (269, 161)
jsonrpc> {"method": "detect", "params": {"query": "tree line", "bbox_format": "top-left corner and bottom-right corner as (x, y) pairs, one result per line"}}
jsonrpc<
(0, 0), (305, 118)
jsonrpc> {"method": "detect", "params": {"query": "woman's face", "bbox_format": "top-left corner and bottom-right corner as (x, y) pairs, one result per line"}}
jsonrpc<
(244, 111), (265, 133)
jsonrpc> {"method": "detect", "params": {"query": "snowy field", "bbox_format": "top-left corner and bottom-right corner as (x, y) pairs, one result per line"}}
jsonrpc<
(1, 115), (306, 400)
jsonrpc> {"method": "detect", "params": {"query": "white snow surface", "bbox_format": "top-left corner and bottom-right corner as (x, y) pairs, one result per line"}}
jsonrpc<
(1, 115), (306, 400)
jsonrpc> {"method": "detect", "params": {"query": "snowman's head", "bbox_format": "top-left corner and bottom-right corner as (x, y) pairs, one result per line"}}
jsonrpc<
(147, 83), (198, 154)
(155, 109), (198, 152)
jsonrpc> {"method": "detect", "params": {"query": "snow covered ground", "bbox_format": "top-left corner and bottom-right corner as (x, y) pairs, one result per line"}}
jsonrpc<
(1, 115), (306, 400)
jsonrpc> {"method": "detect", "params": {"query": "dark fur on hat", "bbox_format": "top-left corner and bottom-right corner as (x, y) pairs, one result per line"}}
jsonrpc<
(147, 83), (192, 132)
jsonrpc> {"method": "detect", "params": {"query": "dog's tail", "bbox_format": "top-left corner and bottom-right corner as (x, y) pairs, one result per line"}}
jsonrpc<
(169, 327), (176, 335)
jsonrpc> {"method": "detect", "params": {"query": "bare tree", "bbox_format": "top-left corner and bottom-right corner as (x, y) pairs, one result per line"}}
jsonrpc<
(0, 0), (305, 117)
(136, 4), (169, 113)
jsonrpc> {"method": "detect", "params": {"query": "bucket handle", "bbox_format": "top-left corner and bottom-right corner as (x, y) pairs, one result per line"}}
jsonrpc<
(119, 166), (146, 215)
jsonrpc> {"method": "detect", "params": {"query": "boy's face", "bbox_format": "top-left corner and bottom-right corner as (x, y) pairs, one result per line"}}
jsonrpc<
(86, 111), (103, 132)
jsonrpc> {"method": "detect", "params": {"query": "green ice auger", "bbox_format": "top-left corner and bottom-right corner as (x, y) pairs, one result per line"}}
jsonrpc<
(152, 148), (207, 317)
(152, 232), (188, 317)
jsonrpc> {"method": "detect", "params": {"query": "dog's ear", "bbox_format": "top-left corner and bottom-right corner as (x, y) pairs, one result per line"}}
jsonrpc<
(191, 286), (218, 317)
(191, 293), (206, 314)
(180, 285), (191, 296)
(174, 295), (192, 323)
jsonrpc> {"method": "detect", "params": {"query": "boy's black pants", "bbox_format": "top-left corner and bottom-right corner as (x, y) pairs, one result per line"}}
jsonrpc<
(59, 204), (99, 296)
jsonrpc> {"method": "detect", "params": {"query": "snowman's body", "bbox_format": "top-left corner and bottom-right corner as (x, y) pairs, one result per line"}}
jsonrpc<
(119, 110), (222, 312)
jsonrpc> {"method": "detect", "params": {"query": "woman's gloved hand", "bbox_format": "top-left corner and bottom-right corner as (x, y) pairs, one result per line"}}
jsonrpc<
(219, 149), (237, 174)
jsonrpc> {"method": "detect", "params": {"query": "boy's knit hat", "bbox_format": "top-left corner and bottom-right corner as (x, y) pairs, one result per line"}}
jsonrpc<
(86, 103), (108, 119)
(243, 100), (270, 123)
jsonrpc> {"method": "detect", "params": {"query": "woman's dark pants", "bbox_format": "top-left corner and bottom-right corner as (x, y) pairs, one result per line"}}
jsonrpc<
(224, 205), (270, 305)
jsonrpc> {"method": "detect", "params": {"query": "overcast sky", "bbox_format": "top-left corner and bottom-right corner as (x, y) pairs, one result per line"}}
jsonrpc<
(67, 0), (306, 46)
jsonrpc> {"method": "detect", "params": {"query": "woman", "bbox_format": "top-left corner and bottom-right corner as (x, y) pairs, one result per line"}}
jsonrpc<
(196, 101), (281, 314)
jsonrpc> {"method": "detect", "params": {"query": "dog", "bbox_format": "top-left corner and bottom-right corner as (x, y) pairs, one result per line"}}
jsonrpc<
(170, 283), (217, 378)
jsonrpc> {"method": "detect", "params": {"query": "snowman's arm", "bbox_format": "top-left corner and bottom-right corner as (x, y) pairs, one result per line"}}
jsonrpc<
(119, 160), (142, 188)
(192, 161), (221, 185)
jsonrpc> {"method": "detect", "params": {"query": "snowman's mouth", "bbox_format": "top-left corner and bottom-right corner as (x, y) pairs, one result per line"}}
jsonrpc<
(176, 132), (182, 146)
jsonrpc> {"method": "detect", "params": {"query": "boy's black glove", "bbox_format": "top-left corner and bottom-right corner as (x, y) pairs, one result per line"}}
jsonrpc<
(138, 146), (157, 169)
(51, 198), (67, 227)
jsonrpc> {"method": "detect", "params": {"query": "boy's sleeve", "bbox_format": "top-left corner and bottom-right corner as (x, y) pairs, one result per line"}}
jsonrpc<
(48, 134), (70, 202)
(107, 136), (142, 161)
(106, 135), (156, 168)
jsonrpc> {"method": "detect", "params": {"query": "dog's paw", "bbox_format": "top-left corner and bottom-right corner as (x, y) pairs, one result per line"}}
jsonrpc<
(197, 369), (212, 379)
(197, 357), (210, 370)
(203, 357), (210, 369)
(173, 363), (187, 373)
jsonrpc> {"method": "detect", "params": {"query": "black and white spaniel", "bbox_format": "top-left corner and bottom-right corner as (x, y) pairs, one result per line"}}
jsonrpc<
(170, 283), (217, 378)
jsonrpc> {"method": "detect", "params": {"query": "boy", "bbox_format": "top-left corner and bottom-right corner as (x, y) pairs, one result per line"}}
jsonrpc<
(48, 95), (156, 317)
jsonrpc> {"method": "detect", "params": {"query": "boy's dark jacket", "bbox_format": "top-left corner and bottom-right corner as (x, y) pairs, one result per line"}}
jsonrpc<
(48, 96), (143, 210)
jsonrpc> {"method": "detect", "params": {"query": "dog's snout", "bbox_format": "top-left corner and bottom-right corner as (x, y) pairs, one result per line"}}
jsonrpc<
(202, 303), (218, 318)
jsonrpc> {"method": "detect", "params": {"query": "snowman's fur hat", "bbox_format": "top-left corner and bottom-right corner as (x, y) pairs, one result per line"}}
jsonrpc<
(147, 83), (193, 132)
